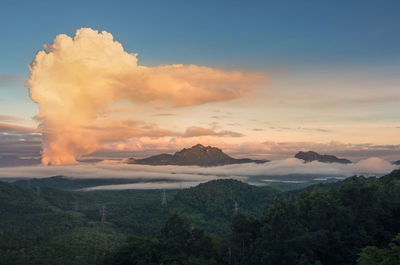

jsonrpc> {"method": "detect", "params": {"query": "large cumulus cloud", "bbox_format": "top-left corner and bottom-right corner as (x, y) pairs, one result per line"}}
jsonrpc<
(28, 28), (266, 165)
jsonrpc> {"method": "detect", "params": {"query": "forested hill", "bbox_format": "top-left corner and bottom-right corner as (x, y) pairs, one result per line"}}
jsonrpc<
(174, 179), (280, 218)
(0, 181), (124, 265)
(103, 170), (400, 265)
(0, 178), (281, 264)
(170, 179), (280, 234)
(2, 170), (400, 264)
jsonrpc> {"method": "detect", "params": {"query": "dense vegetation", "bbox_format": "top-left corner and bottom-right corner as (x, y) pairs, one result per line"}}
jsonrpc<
(103, 170), (400, 265)
(15, 177), (281, 236)
(357, 233), (400, 264)
(0, 178), (278, 264)
(101, 214), (225, 265)
(1, 170), (400, 264)
(226, 171), (400, 265)
(169, 179), (279, 235)
(0, 181), (125, 265)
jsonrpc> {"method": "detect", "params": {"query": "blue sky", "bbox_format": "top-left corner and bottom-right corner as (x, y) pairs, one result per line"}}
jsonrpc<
(0, 0), (399, 162)
(1, 0), (400, 71)
(1, 0), (400, 117)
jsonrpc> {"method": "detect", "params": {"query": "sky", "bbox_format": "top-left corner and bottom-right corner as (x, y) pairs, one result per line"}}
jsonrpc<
(0, 0), (400, 165)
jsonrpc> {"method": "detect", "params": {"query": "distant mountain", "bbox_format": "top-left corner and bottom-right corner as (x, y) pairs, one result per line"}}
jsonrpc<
(393, 160), (400, 165)
(174, 179), (280, 218)
(172, 179), (280, 234)
(126, 144), (268, 166)
(295, 151), (352, 164)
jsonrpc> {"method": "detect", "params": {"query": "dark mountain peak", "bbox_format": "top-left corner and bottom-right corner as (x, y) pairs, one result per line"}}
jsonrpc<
(295, 151), (352, 164)
(393, 160), (400, 165)
(183, 144), (222, 153)
(191, 143), (206, 149)
(295, 151), (319, 162)
(127, 144), (268, 166)
(175, 144), (225, 156)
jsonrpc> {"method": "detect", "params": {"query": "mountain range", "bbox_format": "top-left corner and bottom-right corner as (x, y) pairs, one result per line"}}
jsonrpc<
(295, 151), (352, 164)
(126, 144), (268, 166)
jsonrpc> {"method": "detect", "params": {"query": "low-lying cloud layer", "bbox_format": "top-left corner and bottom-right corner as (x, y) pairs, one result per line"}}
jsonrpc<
(1, 157), (397, 190)
(28, 28), (265, 165)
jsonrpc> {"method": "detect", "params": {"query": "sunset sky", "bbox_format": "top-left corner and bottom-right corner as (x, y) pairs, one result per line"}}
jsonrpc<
(1, 0), (399, 164)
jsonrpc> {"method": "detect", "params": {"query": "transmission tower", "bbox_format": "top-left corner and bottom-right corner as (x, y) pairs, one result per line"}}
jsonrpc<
(100, 205), (106, 222)
(73, 200), (79, 211)
(161, 190), (167, 206)
(234, 201), (238, 213)
(36, 186), (41, 196)
(228, 247), (232, 265)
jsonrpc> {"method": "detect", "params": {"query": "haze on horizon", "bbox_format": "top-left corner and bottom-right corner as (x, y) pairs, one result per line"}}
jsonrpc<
(0, 0), (399, 165)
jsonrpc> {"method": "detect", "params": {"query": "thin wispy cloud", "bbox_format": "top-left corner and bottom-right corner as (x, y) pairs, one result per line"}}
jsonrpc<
(152, 113), (176, 117)
(297, 127), (330, 133)
(0, 115), (25, 122)
(183, 126), (244, 138)
(0, 74), (25, 87)
(0, 123), (37, 134)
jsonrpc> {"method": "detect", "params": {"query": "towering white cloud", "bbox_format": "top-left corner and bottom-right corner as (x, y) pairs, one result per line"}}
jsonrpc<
(28, 28), (266, 165)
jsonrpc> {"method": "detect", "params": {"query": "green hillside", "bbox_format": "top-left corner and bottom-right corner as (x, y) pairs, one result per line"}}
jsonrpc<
(0, 177), (281, 264)
(103, 170), (400, 265)
(1, 170), (400, 264)
(170, 179), (280, 235)
(0, 181), (124, 265)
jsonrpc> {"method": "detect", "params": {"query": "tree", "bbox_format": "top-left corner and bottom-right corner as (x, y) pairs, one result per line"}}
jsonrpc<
(358, 233), (400, 265)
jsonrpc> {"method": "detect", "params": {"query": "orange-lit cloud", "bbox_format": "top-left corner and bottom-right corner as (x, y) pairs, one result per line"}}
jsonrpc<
(183, 126), (244, 137)
(28, 28), (266, 165)
(0, 115), (25, 122)
(0, 123), (36, 134)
